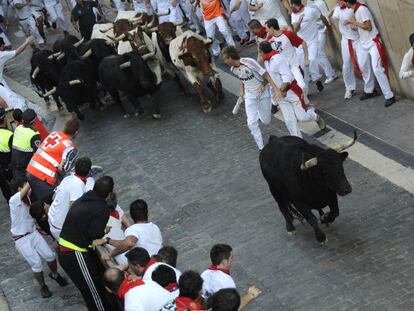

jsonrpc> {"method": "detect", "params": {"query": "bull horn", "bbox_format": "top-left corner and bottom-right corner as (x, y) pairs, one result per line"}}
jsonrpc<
(147, 15), (156, 28)
(43, 87), (57, 97)
(138, 45), (147, 52)
(100, 25), (114, 33)
(142, 51), (156, 60)
(69, 79), (82, 85)
(147, 26), (158, 32)
(300, 154), (318, 171)
(173, 19), (186, 27)
(203, 38), (213, 45)
(31, 67), (40, 79)
(119, 61), (131, 69)
(155, 8), (170, 16)
(109, 33), (126, 42)
(335, 130), (357, 153)
(56, 52), (65, 60)
(73, 37), (84, 47)
(48, 51), (62, 60)
(81, 49), (93, 59)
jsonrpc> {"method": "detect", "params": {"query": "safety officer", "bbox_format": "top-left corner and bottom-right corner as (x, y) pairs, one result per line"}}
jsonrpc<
(26, 118), (79, 203)
(0, 107), (13, 201)
(11, 109), (40, 181)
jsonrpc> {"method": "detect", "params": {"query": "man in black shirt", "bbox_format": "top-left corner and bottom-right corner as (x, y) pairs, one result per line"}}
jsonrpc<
(71, 0), (104, 40)
(58, 175), (114, 311)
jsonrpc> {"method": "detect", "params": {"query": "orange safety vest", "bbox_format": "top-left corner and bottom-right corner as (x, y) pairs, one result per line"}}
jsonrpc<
(200, 0), (223, 20)
(26, 132), (75, 186)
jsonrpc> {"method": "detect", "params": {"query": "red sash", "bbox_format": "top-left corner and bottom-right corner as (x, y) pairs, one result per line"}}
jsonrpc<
(117, 276), (145, 299)
(353, 2), (366, 13)
(286, 80), (309, 110)
(208, 265), (231, 275)
(262, 50), (278, 62)
(142, 258), (158, 274)
(175, 297), (203, 311)
(257, 27), (267, 39)
(348, 39), (362, 77)
(372, 34), (388, 75)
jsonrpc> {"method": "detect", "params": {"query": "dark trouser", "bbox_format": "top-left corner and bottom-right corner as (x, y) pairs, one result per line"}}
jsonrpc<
(26, 172), (55, 204)
(58, 250), (111, 311)
(0, 167), (11, 202)
(80, 25), (94, 41)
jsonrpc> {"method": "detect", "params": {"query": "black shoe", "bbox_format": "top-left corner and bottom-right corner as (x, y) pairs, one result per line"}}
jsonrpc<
(385, 96), (396, 107)
(49, 272), (68, 287)
(271, 104), (279, 115)
(52, 22), (57, 29)
(359, 89), (379, 101)
(40, 285), (52, 298)
(316, 81), (324, 92)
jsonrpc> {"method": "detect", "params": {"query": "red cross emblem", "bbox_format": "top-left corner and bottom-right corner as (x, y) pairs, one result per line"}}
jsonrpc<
(43, 134), (61, 149)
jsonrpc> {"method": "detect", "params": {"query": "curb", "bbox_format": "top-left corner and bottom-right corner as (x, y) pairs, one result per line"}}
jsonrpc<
(0, 287), (10, 311)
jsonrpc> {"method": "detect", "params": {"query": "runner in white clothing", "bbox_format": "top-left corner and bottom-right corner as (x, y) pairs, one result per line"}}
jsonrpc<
(259, 41), (325, 138)
(229, 0), (250, 45)
(9, 179), (68, 298)
(222, 46), (281, 150)
(344, 0), (396, 107)
(329, 0), (363, 99)
(248, 0), (287, 27)
(43, 0), (69, 33)
(399, 33), (414, 81)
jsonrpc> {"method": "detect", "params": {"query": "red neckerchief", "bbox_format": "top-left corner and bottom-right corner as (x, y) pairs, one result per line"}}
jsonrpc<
(292, 4), (304, 14)
(142, 258), (158, 274)
(110, 210), (120, 219)
(256, 27), (267, 39)
(74, 173), (87, 185)
(165, 282), (178, 292)
(117, 275), (145, 299)
(208, 265), (231, 275)
(262, 50), (278, 62)
(266, 34), (273, 42)
(353, 2), (366, 13)
(339, 3), (346, 9)
(411, 48), (414, 65)
(175, 297), (203, 311)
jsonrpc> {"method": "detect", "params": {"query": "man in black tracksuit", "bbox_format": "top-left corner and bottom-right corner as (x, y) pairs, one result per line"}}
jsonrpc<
(58, 176), (114, 311)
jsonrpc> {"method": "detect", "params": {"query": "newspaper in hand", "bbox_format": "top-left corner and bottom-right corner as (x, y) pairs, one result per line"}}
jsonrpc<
(232, 96), (244, 115)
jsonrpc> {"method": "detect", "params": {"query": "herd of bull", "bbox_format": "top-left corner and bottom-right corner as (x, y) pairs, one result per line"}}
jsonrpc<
(30, 10), (224, 120)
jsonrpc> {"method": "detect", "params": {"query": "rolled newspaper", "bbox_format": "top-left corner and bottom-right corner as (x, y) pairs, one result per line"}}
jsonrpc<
(232, 96), (244, 115)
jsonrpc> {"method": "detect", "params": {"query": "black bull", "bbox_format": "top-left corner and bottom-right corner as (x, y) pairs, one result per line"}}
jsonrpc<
(259, 133), (357, 244)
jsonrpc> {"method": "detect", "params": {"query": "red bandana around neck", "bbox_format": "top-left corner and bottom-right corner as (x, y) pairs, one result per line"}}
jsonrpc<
(175, 297), (203, 311)
(143, 258), (158, 274)
(262, 50), (278, 62)
(339, 3), (346, 9)
(257, 27), (267, 39)
(110, 210), (120, 219)
(165, 282), (178, 292)
(74, 173), (88, 185)
(209, 265), (231, 275)
(353, 2), (366, 13)
(117, 275), (145, 299)
(292, 4), (304, 14)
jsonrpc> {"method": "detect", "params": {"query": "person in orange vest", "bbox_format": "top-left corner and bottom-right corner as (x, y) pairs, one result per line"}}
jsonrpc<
(26, 118), (79, 203)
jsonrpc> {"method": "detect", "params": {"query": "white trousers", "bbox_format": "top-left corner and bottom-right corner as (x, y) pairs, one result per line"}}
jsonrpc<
(46, 3), (69, 31)
(112, 0), (127, 10)
(204, 15), (235, 56)
(244, 93), (272, 150)
(19, 16), (44, 45)
(15, 230), (55, 273)
(297, 40), (321, 84)
(318, 31), (336, 79)
(49, 221), (61, 241)
(359, 41), (394, 99)
(278, 94), (318, 138)
(340, 37), (364, 91)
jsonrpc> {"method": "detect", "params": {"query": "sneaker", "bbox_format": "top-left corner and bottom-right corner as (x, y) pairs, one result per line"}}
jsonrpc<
(49, 273), (68, 287)
(90, 165), (104, 178)
(324, 75), (338, 84)
(384, 96), (396, 107)
(316, 81), (324, 92)
(316, 115), (326, 130)
(271, 104), (279, 116)
(344, 89), (354, 100)
(40, 285), (52, 298)
(359, 89), (379, 101)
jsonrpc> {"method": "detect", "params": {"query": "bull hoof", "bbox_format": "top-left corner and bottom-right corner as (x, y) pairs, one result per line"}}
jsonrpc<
(152, 113), (161, 119)
(202, 103), (212, 113)
(123, 114), (130, 119)
(320, 236), (328, 246)
(316, 232), (327, 244)
(287, 230), (296, 236)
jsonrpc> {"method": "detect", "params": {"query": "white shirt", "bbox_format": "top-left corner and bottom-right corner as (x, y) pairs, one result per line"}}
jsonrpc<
(354, 5), (379, 48)
(43, 0), (58, 7)
(11, 0), (32, 19)
(124, 280), (175, 311)
(143, 262), (182, 283)
(307, 0), (329, 32)
(250, 0), (282, 23)
(133, 0), (152, 14)
(400, 48), (414, 80)
(0, 85), (28, 110)
(332, 5), (359, 40)
(0, 50), (15, 84)
(201, 269), (236, 298)
(231, 57), (267, 98)
(124, 222), (163, 256)
(291, 6), (320, 43)
(9, 192), (36, 236)
(48, 174), (86, 230)
(268, 31), (303, 64)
